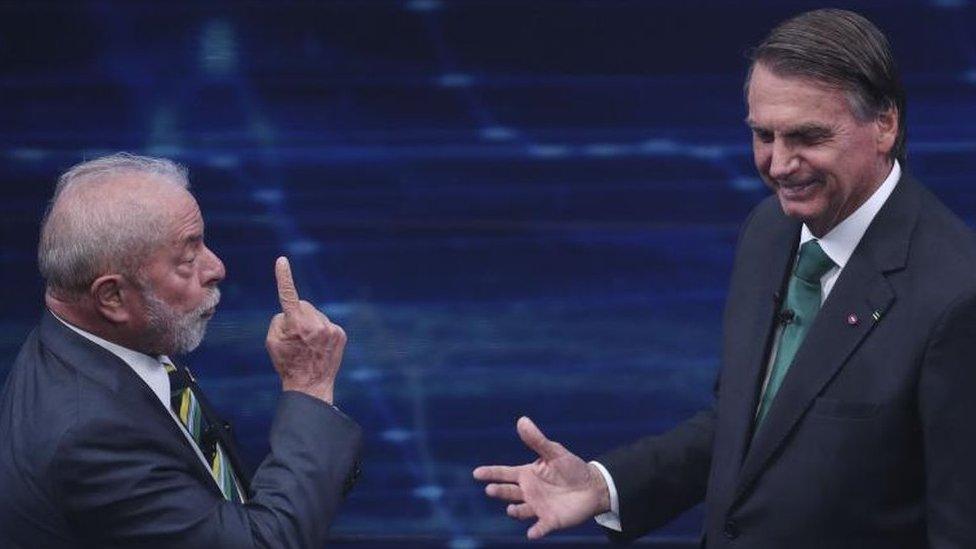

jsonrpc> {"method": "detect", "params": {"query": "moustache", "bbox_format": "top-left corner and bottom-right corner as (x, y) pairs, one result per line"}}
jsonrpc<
(195, 288), (221, 317)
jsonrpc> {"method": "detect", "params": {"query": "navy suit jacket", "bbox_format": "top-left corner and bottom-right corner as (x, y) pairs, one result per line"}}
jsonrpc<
(0, 311), (362, 548)
(600, 175), (976, 547)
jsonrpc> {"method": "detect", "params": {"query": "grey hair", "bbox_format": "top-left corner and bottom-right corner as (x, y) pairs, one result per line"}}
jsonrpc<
(38, 152), (190, 297)
(744, 9), (907, 163)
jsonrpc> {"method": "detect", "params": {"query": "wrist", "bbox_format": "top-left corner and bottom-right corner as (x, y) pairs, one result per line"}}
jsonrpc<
(282, 380), (334, 405)
(587, 462), (612, 514)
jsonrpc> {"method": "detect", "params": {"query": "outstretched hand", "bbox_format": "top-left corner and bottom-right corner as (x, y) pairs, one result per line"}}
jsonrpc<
(265, 256), (347, 404)
(472, 417), (611, 539)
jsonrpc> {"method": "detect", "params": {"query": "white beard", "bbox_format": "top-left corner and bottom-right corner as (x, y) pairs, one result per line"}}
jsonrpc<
(142, 286), (220, 355)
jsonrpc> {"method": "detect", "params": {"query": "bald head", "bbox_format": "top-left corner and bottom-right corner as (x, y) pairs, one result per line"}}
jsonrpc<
(39, 153), (191, 299)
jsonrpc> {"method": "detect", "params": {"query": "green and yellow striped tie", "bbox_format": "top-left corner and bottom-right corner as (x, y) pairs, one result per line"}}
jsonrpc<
(163, 360), (244, 503)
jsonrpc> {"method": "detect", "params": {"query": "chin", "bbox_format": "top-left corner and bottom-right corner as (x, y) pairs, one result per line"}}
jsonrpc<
(164, 318), (210, 356)
(776, 194), (825, 225)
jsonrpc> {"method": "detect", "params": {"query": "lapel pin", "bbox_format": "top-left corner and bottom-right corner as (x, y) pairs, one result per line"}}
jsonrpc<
(847, 313), (859, 326)
(871, 310), (882, 322)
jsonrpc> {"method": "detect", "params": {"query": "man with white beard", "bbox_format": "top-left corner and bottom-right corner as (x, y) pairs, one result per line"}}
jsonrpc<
(0, 153), (362, 548)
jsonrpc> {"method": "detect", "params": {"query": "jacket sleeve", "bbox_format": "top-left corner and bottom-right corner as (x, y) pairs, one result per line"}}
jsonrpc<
(596, 408), (714, 543)
(53, 391), (362, 549)
(919, 290), (976, 547)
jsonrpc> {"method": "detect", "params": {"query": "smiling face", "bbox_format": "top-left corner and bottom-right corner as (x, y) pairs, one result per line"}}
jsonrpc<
(129, 183), (225, 355)
(746, 62), (897, 236)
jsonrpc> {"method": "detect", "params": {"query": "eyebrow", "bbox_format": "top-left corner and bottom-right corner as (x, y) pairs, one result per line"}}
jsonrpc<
(784, 124), (832, 138)
(744, 120), (832, 138)
(180, 233), (203, 247)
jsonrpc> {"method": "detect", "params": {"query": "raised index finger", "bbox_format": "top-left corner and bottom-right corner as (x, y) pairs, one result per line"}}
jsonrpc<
(275, 256), (300, 313)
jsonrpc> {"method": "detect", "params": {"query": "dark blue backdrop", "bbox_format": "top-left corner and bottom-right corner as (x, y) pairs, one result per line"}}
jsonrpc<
(2, 1), (975, 547)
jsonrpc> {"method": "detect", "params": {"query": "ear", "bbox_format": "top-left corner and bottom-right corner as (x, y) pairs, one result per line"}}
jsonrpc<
(875, 106), (898, 157)
(89, 274), (134, 323)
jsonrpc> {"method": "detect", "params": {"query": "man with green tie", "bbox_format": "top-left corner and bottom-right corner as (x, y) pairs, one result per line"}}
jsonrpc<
(474, 9), (976, 547)
(0, 153), (361, 547)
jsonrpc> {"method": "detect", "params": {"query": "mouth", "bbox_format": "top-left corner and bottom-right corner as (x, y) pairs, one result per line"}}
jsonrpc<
(199, 289), (221, 320)
(777, 179), (822, 199)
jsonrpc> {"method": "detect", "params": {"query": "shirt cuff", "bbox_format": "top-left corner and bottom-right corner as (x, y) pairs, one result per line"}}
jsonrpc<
(589, 460), (622, 532)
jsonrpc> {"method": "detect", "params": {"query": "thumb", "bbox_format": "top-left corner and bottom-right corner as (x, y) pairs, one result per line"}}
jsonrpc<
(517, 416), (563, 461)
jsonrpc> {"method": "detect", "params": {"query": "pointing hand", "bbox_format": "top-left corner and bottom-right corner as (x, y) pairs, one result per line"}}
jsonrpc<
(265, 256), (347, 404)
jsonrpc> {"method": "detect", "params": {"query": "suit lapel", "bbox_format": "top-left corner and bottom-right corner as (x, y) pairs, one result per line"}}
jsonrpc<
(731, 175), (919, 507)
(39, 312), (225, 497)
(714, 203), (801, 485)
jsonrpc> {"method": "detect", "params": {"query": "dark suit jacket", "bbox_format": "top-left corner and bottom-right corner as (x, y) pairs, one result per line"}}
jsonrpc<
(600, 174), (976, 547)
(0, 311), (362, 548)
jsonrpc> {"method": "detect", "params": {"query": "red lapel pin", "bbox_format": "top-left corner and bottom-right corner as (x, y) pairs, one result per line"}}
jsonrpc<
(847, 313), (859, 326)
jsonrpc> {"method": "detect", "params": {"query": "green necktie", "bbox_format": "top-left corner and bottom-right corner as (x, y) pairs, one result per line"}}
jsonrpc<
(755, 240), (836, 426)
(163, 360), (244, 503)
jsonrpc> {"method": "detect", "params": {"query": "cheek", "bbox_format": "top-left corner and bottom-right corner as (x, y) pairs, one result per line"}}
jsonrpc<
(752, 144), (771, 173)
(154, 279), (200, 311)
(805, 151), (850, 196)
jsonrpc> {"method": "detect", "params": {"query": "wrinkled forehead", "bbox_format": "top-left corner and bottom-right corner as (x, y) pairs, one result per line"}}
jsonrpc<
(165, 191), (206, 243)
(747, 64), (855, 119)
(748, 62), (860, 113)
(749, 61), (845, 96)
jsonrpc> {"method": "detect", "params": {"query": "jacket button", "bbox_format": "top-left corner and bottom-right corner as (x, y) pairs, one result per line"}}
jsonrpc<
(724, 520), (739, 540)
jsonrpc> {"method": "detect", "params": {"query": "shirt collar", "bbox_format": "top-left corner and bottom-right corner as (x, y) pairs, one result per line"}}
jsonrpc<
(800, 160), (901, 268)
(50, 311), (173, 409)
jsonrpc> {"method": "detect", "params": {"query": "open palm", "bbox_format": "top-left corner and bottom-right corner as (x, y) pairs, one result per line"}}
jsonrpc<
(473, 417), (609, 539)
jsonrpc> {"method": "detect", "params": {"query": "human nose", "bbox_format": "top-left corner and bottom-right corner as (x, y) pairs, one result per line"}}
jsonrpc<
(201, 245), (226, 286)
(768, 139), (799, 180)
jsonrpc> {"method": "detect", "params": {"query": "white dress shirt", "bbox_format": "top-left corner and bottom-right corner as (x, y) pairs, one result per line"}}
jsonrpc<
(594, 160), (902, 531)
(52, 313), (218, 482)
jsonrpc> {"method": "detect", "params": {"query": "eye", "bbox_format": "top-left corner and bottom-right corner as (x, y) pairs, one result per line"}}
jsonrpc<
(752, 129), (774, 143)
(798, 132), (830, 146)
